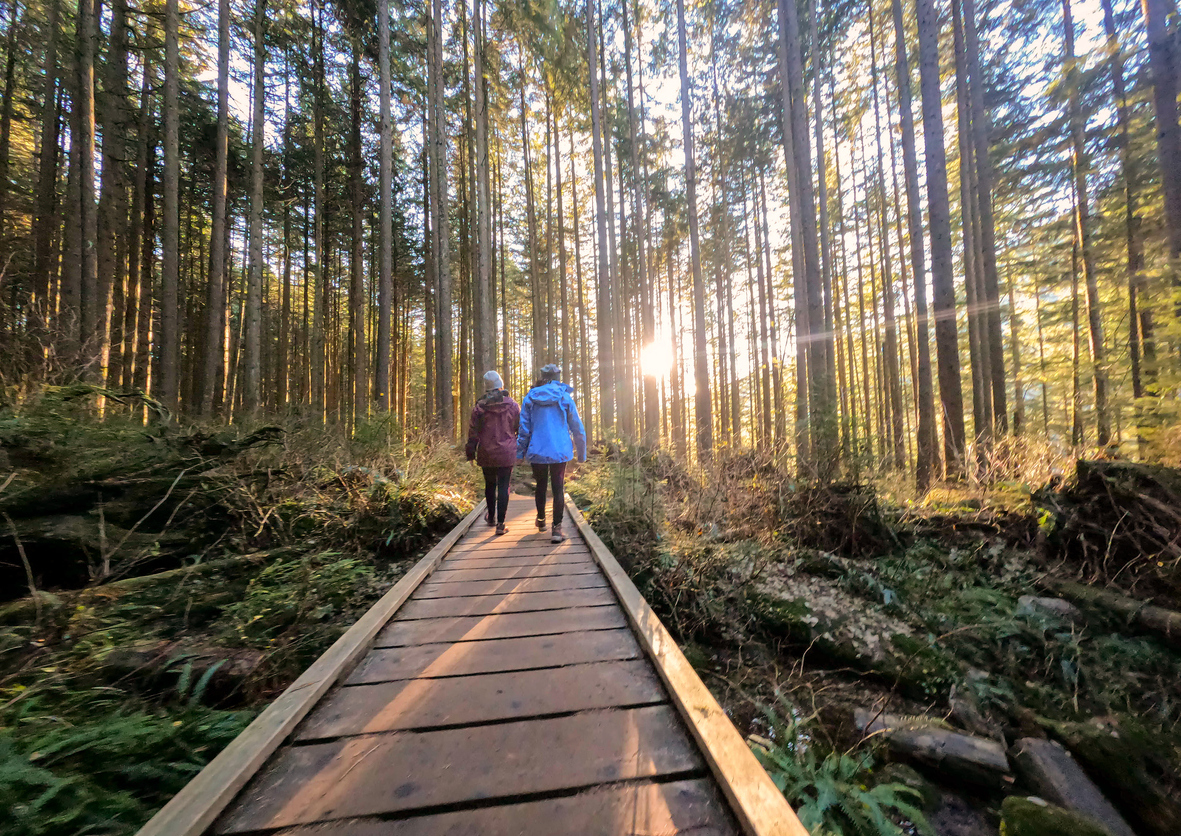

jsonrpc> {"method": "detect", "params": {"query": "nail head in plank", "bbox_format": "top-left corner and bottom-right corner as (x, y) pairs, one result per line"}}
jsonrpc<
(346, 628), (641, 684)
(135, 502), (488, 836)
(566, 498), (808, 836)
(375, 605), (625, 646)
(215, 705), (704, 833)
(396, 586), (617, 619)
(266, 779), (736, 836)
(297, 659), (666, 739)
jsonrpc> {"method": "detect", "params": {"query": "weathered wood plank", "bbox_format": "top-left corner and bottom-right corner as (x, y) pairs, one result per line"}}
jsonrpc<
(374, 605), (625, 646)
(135, 502), (487, 836)
(297, 659), (666, 739)
(413, 573), (608, 599)
(267, 779), (736, 835)
(427, 561), (599, 583)
(214, 706), (705, 833)
(566, 499), (808, 836)
(345, 628), (641, 684)
(440, 552), (592, 569)
(396, 586), (617, 619)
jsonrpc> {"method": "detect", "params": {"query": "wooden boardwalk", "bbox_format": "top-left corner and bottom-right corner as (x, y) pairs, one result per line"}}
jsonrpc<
(139, 496), (805, 836)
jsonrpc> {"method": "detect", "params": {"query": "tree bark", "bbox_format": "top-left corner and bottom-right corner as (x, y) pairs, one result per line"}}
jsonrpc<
(159, 0), (180, 411)
(473, 0), (493, 375)
(243, 0), (266, 417)
(916, 0), (967, 475)
(349, 36), (367, 426)
(588, 0), (614, 435)
(891, 0), (938, 487)
(429, 0), (453, 435)
(1140, 0), (1181, 273)
(1062, 0), (1110, 447)
(376, 0), (394, 409)
(677, 0), (713, 461)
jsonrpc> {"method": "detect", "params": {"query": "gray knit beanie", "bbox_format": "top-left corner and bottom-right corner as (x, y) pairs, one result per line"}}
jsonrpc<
(483, 370), (504, 391)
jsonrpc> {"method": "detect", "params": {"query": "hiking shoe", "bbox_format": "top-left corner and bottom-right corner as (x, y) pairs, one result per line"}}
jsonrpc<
(484, 509), (495, 526)
(496, 522), (507, 535)
(536, 516), (546, 531)
(550, 524), (566, 544)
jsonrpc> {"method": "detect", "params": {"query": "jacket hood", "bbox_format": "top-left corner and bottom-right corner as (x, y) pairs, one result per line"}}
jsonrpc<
(528, 380), (572, 405)
(478, 388), (510, 405)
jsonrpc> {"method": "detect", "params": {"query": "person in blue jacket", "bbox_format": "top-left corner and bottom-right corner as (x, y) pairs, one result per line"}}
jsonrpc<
(516, 364), (587, 543)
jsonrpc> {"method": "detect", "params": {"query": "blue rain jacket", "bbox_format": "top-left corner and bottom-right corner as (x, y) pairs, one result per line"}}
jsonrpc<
(516, 381), (588, 464)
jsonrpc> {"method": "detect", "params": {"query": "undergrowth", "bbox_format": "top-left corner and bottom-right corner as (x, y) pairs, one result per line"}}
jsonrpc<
(0, 394), (476, 836)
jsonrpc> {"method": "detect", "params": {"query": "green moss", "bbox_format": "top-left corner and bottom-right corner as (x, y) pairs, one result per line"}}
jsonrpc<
(1000, 796), (1112, 836)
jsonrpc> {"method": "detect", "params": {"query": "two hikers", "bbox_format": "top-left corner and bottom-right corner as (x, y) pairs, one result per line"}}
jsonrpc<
(516, 364), (587, 544)
(464, 364), (587, 543)
(465, 371), (520, 536)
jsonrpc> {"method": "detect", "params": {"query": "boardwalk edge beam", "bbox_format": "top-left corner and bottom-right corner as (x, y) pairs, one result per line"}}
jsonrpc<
(565, 495), (809, 836)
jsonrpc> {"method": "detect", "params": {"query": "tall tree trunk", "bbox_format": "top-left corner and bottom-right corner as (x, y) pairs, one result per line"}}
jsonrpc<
(588, 0), (614, 435)
(76, 0), (98, 371)
(311, 0), (326, 417)
(676, 0), (713, 461)
(1062, 0), (1110, 446)
(1140, 0), (1181, 277)
(473, 0), (493, 374)
(430, 0), (453, 435)
(891, 0), (937, 487)
(623, 0), (656, 445)
(159, 0), (180, 410)
(31, 0), (60, 329)
(1102, 0), (1155, 447)
(962, 0), (1006, 432)
(243, 0), (266, 417)
(569, 121), (593, 433)
(868, 6), (905, 470)
(201, 0), (230, 415)
(376, 0), (394, 408)
(916, 0), (967, 475)
(0, 0), (19, 257)
(97, 0), (130, 388)
(349, 37), (367, 425)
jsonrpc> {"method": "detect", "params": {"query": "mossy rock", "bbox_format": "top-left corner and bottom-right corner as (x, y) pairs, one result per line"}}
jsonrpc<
(1000, 796), (1112, 836)
(1042, 717), (1181, 836)
(872, 762), (941, 811)
(744, 591), (814, 643)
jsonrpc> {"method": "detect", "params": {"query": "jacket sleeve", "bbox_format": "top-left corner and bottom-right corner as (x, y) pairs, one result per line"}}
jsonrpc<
(566, 396), (587, 463)
(515, 398), (532, 460)
(464, 405), (481, 461)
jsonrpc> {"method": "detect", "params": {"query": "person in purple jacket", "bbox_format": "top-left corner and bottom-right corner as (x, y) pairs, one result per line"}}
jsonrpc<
(465, 371), (521, 535)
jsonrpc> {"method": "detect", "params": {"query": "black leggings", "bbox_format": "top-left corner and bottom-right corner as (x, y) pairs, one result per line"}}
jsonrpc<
(532, 462), (567, 526)
(481, 466), (513, 524)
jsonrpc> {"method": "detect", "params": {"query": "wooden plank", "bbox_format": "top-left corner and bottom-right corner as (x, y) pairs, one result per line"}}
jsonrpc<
(566, 498), (808, 836)
(396, 586), (617, 619)
(449, 539), (585, 554)
(135, 502), (488, 836)
(374, 605), (626, 645)
(440, 552), (591, 569)
(268, 779), (736, 836)
(296, 659), (666, 739)
(345, 628), (641, 683)
(427, 561), (599, 583)
(413, 573), (608, 599)
(214, 706), (705, 833)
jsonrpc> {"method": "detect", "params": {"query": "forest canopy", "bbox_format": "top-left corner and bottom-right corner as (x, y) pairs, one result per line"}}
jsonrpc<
(0, 0), (1178, 484)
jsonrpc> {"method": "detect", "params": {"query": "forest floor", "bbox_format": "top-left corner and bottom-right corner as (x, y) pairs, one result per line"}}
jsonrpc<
(1, 387), (1179, 836)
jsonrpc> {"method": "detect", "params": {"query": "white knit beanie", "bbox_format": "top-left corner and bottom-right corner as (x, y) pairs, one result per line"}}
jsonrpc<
(483, 370), (504, 391)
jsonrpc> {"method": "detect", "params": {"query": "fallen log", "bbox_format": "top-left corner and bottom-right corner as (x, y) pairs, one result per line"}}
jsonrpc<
(0, 551), (285, 624)
(1038, 576), (1181, 648)
(854, 709), (1011, 787)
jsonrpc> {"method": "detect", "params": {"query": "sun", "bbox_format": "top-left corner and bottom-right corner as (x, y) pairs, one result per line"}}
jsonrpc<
(641, 338), (675, 378)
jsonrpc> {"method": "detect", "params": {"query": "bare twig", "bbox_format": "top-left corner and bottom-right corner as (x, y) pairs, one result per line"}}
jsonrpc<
(4, 512), (41, 626)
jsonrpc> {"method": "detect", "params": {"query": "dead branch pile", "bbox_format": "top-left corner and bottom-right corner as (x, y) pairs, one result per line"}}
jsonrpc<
(1035, 460), (1181, 607)
(781, 482), (900, 558)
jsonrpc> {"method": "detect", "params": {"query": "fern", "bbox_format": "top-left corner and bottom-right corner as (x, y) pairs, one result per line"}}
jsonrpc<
(750, 694), (935, 836)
